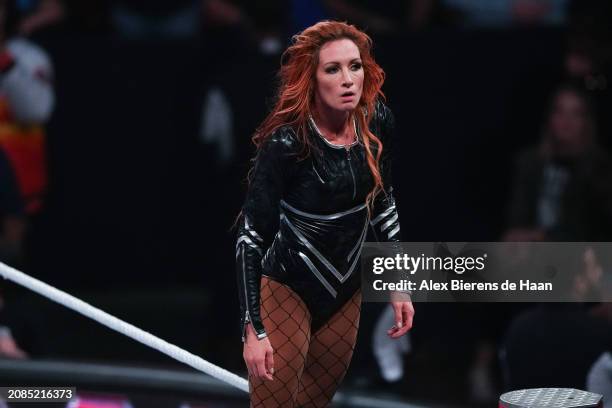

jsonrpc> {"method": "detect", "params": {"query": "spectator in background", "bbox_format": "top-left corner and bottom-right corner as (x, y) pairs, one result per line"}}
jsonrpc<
(504, 83), (612, 242)
(0, 0), (54, 360)
(495, 83), (612, 402)
(0, 0), (54, 218)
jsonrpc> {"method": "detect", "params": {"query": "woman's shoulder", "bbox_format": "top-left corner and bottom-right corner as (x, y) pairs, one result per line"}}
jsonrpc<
(260, 125), (302, 157)
(269, 125), (299, 144)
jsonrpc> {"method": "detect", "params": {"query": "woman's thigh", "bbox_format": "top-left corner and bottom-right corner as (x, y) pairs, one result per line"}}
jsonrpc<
(296, 289), (362, 407)
(249, 276), (312, 407)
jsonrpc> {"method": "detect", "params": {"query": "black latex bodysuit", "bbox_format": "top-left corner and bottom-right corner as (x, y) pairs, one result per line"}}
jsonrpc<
(236, 100), (402, 342)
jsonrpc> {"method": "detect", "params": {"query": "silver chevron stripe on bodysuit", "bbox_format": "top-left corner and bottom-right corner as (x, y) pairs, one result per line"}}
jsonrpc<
(297, 252), (338, 298)
(280, 200), (366, 221)
(370, 204), (396, 226)
(243, 216), (263, 243)
(281, 213), (365, 284)
(345, 222), (367, 283)
(236, 235), (262, 256)
(237, 216), (265, 258)
(279, 201), (369, 297)
(381, 213), (399, 232)
(387, 225), (400, 239)
(347, 217), (369, 261)
(281, 213), (344, 281)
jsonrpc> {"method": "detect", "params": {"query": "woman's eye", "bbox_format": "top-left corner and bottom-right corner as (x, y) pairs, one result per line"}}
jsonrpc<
(326, 66), (339, 74)
(351, 63), (362, 71)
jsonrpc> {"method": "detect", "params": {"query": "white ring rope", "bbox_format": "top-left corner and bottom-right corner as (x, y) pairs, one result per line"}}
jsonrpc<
(0, 261), (249, 393)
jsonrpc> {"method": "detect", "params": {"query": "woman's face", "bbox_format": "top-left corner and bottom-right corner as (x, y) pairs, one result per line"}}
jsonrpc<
(548, 90), (589, 145)
(314, 38), (364, 114)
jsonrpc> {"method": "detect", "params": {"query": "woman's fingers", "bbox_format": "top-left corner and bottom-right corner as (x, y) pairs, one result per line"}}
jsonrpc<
(387, 324), (399, 335)
(257, 356), (273, 381)
(248, 353), (274, 381)
(388, 302), (414, 338)
(389, 324), (411, 338)
(265, 348), (275, 379)
(244, 334), (274, 381)
(255, 358), (266, 379)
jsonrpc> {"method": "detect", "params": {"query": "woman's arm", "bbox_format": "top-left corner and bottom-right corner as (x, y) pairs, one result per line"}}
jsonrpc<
(236, 128), (297, 342)
(370, 101), (401, 244)
(369, 101), (413, 338)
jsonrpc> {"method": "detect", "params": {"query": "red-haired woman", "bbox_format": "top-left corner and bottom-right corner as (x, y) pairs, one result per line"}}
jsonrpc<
(235, 20), (414, 407)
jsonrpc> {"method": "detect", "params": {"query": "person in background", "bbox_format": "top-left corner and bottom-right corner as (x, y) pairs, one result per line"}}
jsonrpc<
(504, 83), (612, 242)
(0, 0), (54, 360)
(0, 0), (55, 219)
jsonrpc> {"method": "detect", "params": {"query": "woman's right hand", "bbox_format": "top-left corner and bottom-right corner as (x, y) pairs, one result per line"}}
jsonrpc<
(243, 323), (274, 381)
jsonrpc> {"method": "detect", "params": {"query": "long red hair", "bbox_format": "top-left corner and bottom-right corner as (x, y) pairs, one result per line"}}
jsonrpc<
(252, 20), (387, 212)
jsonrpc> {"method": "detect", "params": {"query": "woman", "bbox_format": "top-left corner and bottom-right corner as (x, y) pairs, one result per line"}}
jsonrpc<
(235, 20), (413, 407)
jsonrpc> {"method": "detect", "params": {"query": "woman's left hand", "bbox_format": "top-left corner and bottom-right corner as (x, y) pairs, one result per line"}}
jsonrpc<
(387, 294), (414, 338)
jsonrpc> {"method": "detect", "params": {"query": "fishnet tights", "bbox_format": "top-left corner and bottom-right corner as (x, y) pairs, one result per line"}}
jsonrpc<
(249, 276), (362, 407)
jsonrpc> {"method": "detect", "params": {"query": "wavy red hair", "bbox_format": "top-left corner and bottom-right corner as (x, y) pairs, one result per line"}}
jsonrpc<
(251, 20), (387, 212)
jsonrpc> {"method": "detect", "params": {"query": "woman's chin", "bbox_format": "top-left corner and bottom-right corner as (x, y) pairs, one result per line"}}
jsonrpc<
(333, 103), (358, 112)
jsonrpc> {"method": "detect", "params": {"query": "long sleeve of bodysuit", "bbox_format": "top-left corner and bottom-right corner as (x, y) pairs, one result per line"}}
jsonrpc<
(369, 102), (410, 297)
(236, 129), (297, 342)
(369, 101), (402, 243)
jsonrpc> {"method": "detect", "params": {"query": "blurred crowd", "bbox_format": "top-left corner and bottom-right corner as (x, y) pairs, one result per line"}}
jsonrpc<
(0, 0), (611, 407)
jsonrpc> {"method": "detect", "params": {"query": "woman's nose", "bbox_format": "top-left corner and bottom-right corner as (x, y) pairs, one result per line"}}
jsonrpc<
(341, 68), (353, 87)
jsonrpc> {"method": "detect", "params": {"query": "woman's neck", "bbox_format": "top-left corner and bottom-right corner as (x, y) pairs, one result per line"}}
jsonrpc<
(312, 102), (352, 142)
